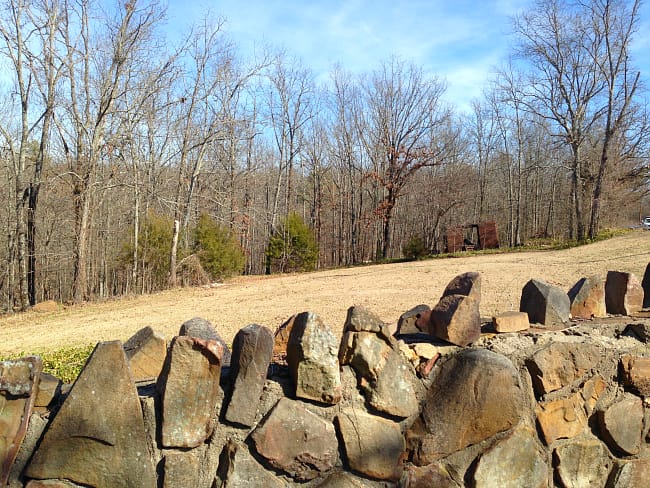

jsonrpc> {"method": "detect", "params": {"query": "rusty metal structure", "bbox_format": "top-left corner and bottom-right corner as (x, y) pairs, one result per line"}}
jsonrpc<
(445, 221), (499, 253)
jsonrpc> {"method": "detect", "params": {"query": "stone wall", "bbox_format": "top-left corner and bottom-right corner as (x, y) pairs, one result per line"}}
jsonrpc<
(1, 269), (650, 488)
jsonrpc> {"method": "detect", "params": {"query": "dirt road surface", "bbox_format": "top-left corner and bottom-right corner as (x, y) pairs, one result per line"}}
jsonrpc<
(2, 230), (649, 355)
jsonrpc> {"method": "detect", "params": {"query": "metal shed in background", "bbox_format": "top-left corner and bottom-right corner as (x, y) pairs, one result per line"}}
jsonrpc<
(445, 221), (499, 253)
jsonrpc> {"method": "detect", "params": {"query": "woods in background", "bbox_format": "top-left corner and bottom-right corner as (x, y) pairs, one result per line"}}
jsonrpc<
(0, 0), (648, 311)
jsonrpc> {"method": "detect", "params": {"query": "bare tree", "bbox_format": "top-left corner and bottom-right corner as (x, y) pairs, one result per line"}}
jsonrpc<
(358, 57), (450, 259)
(587, 0), (643, 238)
(513, 0), (605, 240)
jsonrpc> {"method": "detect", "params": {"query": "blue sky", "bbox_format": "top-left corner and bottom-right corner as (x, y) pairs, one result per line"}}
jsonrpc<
(166, 0), (650, 112)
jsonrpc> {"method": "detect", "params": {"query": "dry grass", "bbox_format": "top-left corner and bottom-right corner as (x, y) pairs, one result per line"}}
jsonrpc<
(2, 230), (649, 355)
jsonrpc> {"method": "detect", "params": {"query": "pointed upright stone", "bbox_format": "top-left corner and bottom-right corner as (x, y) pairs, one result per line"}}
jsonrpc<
(642, 263), (650, 308)
(287, 312), (341, 405)
(159, 336), (223, 448)
(520, 278), (570, 327)
(568, 276), (607, 319)
(179, 317), (232, 366)
(339, 307), (419, 418)
(25, 341), (156, 488)
(123, 326), (167, 381)
(442, 271), (481, 301)
(0, 356), (42, 487)
(225, 324), (274, 426)
(606, 271), (643, 316)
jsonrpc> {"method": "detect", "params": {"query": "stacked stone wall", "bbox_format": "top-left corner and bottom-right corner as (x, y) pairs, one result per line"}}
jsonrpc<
(2, 268), (650, 487)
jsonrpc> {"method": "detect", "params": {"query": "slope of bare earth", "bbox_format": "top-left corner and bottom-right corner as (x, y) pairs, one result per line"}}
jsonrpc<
(1, 230), (649, 355)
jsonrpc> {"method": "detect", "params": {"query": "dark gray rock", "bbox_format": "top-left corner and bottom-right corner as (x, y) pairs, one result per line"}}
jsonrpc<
(342, 306), (393, 344)
(25, 342), (157, 488)
(335, 409), (404, 480)
(397, 305), (430, 335)
(410, 349), (524, 464)
(441, 271), (481, 300)
(251, 398), (338, 481)
(179, 317), (232, 366)
(159, 336), (223, 448)
(520, 278), (570, 327)
(225, 324), (274, 426)
(287, 312), (341, 405)
(606, 271), (643, 316)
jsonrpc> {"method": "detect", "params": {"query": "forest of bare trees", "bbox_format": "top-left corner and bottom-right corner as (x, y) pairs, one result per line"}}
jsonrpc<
(0, 0), (648, 311)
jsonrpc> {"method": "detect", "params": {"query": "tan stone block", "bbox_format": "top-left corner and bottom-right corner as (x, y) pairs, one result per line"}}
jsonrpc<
(620, 355), (650, 397)
(492, 311), (530, 333)
(536, 392), (587, 445)
(581, 375), (607, 414)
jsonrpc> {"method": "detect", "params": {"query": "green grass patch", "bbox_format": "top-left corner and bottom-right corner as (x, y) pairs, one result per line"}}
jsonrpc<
(1, 344), (95, 384)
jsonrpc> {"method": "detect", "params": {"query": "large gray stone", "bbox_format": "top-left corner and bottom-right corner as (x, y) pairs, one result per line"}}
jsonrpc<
(526, 342), (600, 396)
(473, 427), (548, 488)
(520, 279), (570, 327)
(1, 357), (42, 487)
(225, 324), (274, 426)
(568, 276), (607, 319)
(26, 341), (156, 488)
(441, 271), (481, 300)
(554, 439), (612, 488)
(159, 336), (223, 448)
(215, 440), (286, 488)
(597, 394), (644, 455)
(339, 328), (419, 418)
(606, 271), (643, 316)
(342, 306), (393, 343)
(123, 326), (167, 381)
(251, 398), (338, 481)
(396, 305), (430, 335)
(410, 349), (524, 464)
(179, 317), (232, 366)
(335, 409), (404, 480)
(429, 294), (481, 346)
(287, 312), (341, 405)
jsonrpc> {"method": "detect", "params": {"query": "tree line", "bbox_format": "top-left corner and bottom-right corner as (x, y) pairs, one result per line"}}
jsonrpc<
(0, 0), (647, 311)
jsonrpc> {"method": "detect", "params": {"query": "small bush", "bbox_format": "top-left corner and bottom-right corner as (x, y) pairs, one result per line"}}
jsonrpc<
(403, 235), (429, 260)
(266, 213), (319, 273)
(193, 213), (246, 281)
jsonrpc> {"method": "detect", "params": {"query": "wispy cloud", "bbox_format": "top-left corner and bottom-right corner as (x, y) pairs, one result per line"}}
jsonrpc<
(165, 0), (648, 111)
